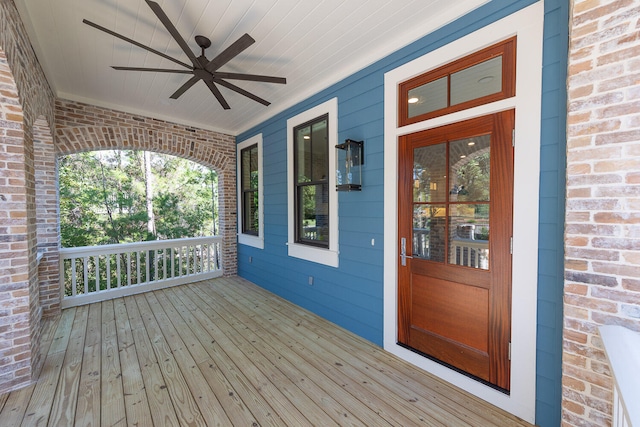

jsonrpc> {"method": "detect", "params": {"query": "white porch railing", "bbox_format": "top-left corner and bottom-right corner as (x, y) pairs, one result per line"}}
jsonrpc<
(60, 236), (222, 308)
(450, 238), (489, 269)
(600, 325), (640, 427)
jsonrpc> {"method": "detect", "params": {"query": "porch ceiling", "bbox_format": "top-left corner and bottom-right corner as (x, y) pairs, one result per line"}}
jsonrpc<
(14, 0), (487, 135)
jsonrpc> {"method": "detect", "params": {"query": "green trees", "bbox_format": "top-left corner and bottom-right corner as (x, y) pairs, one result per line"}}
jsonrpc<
(59, 150), (218, 248)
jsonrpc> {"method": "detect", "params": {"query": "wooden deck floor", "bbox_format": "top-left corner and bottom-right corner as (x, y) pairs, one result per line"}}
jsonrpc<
(0, 277), (535, 426)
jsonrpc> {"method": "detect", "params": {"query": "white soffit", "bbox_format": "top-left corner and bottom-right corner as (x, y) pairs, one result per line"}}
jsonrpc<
(14, 0), (488, 135)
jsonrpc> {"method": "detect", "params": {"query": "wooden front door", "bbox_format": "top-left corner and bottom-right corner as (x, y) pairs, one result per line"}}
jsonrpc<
(397, 110), (514, 391)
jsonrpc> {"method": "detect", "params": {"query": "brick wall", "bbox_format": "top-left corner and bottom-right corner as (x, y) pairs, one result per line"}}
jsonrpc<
(54, 99), (238, 277)
(0, 0), (56, 394)
(564, 1), (640, 426)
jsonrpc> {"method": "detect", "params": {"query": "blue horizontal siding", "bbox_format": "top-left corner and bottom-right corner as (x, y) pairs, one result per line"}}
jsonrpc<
(238, 1), (567, 425)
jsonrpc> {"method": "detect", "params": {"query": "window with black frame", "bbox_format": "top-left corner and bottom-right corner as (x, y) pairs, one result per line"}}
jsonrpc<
(240, 143), (259, 236)
(293, 114), (329, 247)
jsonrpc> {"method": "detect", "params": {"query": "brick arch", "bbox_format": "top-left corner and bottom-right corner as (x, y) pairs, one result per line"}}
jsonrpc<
(54, 100), (237, 277)
(55, 126), (232, 173)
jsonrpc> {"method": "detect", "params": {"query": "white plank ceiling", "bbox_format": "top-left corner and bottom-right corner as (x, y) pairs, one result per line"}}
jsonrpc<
(15, 0), (487, 135)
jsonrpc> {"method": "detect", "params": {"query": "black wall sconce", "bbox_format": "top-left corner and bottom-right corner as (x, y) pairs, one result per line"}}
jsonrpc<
(335, 139), (364, 191)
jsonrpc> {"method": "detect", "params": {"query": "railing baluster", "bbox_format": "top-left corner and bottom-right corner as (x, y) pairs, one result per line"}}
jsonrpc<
(83, 257), (89, 294)
(187, 245), (194, 276)
(145, 249), (150, 283)
(127, 252), (132, 286)
(117, 254), (122, 288)
(183, 246), (187, 276)
(153, 249), (158, 282)
(95, 256), (100, 292)
(163, 248), (167, 279)
(185, 245), (189, 275)
(136, 251), (141, 284)
(171, 247), (175, 278)
(106, 255), (111, 290)
(214, 241), (219, 269)
(71, 258), (77, 297)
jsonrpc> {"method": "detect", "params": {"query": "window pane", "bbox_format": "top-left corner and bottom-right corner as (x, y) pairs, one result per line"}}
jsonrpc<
(242, 190), (259, 235)
(450, 56), (502, 106)
(296, 125), (312, 183)
(449, 134), (490, 202)
(311, 119), (328, 181)
(241, 143), (259, 236)
(241, 145), (258, 190)
(413, 204), (446, 262)
(297, 184), (329, 245)
(407, 76), (448, 118)
(448, 204), (489, 269)
(413, 143), (447, 203)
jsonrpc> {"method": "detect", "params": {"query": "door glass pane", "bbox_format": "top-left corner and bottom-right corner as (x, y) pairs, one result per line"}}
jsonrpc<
(407, 76), (448, 118)
(413, 204), (446, 262)
(414, 143), (447, 203)
(449, 134), (490, 202)
(448, 204), (489, 269)
(450, 56), (503, 106)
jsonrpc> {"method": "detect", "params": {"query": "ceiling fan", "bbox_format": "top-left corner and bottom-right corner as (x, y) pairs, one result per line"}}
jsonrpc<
(83, 0), (286, 109)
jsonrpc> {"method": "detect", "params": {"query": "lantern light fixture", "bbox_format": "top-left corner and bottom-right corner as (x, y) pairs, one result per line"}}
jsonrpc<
(335, 139), (364, 191)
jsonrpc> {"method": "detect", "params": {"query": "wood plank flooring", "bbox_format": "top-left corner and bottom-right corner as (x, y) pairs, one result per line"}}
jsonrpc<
(0, 277), (535, 426)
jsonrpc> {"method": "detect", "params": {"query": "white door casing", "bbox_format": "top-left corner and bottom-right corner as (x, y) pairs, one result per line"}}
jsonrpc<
(383, 2), (543, 422)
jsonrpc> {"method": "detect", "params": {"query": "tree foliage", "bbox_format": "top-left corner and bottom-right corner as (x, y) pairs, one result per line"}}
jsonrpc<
(59, 150), (218, 248)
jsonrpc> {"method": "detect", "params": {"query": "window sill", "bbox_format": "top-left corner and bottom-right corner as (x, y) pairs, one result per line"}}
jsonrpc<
(238, 234), (264, 249)
(287, 242), (338, 268)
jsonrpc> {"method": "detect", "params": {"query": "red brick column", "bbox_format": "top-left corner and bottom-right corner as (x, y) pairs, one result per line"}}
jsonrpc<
(564, 1), (640, 426)
(2, 0), (61, 393)
(34, 118), (60, 316)
(0, 49), (33, 393)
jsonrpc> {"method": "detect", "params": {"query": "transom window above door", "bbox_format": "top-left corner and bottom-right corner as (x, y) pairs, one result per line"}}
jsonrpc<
(398, 37), (516, 126)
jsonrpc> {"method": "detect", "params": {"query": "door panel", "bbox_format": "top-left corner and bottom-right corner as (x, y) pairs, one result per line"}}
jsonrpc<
(398, 110), (514, 392)
(411, 276), (489, 351)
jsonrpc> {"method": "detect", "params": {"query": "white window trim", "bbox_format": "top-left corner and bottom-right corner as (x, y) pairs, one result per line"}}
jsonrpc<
(383, 3), (543, 423)
(287, 98), (339, 267)
(237, 133), (264, 249)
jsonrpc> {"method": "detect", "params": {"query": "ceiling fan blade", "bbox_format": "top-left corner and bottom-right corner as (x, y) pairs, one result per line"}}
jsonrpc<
(83, 19), (192, 69)
(170, 75), (200, 99)
(112, 66), (193, 74)
(145, 0), (201, 68)
(203, 80), (231, 110)
(214, 78), (270, 106)
(205, 34), (255, 73)
(213, 72), (286, 84)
